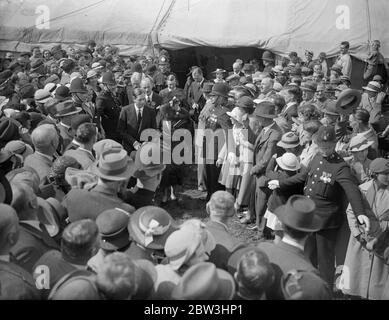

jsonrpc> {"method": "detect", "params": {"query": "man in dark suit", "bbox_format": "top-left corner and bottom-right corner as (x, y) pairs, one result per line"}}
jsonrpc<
(9, 183), (60, 273)
(187, 67), (207, 123)
(268, 126), (371, 287)
(141, 78), (163, 113)
(117, 88), (157, 154)
(279, 85), (301, 127)
(205, 191), (242, 270)
(243, 102), (282, 235)
(0, 204), (40, 299)
(257, 195), (330, 299)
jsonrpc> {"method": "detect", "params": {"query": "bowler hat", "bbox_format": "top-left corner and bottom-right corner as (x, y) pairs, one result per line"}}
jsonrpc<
(281, 269), (332, 300)
(261, 51), (275, 62)
(277, 132), (300, 149)
(128, 206), (176, 250)
(362, 81), (381, 93)
(253, 101), (277, 119)
(315, 125), (337, 146)
(335, 89), (361, 115)
(274, 195), (322, 232)
(202, 82), (213, 94)
(276, 153), (301, 171)
(90, 146), (135, 181)
(348, 135), (374, 152)
(55, 100), (82, 118)
(69, 77), (87, 94)
(370, 158), (389, 174)
(54, 85), (70, 101)
(236, 95), (254, 110)
(101, 72), (116, 86)
(96, 208), (131, 251)
(171, 262), (235, 300)
(209, 83), (230, 98)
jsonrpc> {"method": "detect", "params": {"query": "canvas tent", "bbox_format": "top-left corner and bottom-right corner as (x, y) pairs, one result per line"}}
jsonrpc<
(0, 0), (388, 60)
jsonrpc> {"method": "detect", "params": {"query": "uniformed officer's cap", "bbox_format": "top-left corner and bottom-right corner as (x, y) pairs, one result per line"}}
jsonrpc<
(315, 125), (336, 146)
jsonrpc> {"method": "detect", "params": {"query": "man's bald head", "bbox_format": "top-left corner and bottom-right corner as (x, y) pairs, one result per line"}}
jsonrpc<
(31, 124), (58, 152)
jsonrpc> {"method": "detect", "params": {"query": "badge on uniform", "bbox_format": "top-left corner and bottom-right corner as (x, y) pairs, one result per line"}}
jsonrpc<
(320, 172), (332, 184)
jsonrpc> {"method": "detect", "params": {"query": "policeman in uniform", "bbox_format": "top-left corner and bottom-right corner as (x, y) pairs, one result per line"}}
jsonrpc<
(268, 125), (371, 286)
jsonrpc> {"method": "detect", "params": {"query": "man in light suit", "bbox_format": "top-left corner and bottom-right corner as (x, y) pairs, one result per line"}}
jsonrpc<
(244, 102), (282, 235)
(117, 88), (157, 154)
(24, 124), (59, 182)
(205, 191), (243, 270)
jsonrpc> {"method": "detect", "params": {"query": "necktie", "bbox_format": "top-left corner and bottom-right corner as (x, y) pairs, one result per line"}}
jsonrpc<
(137, 108), (142, 128)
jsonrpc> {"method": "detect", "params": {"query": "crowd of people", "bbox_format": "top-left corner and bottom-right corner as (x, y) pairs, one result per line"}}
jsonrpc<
(0, 38), (389, 300)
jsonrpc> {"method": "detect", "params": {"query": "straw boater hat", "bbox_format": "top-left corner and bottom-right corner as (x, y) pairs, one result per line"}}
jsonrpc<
(362, 81), (381, 93)
(276, 153), (301, 171)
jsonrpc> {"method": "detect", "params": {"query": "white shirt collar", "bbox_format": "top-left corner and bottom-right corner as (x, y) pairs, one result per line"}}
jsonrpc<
(282, 237), (304, 251)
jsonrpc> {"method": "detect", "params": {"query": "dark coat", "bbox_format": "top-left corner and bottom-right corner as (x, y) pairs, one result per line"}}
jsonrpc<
(0, 260), (41, 299)
(10, 222), (60, 273)
(279, 152), (366, 229)
(95, 91), (122, 141)
(257, 241), (320, 299)
(206, 220), (242, 270)
(62, 184), (135, 222)
(280, 102), (298, 127)
(117, 104), (157, 153)
(56, 123), (73, 153)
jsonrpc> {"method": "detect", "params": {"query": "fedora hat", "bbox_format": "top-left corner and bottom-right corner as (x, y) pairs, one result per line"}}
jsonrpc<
(277, 132), (300, 149)
(128, 206), (176, 250)
(315, 125), (337, 147)
(90, 146), (135, 181)
(362, 81), (381, 93)
(96, 208), (131, 251)
(274, 195), (322, 232)
(54, 101), (82, 118)
(69, 77), (87, 94)
(93, 139), (123, 160)
(101, 72), (116, 86)
(133, 142), (166, 178)
(348, 135), (374, 152)
(171, 262), (235, 300)
(276, 153), (301, 171)
(253, 101), (277, 119)
(209, 82), (230, 98)
(335, 89), (361, 115)
(54, 85), (70, 101)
